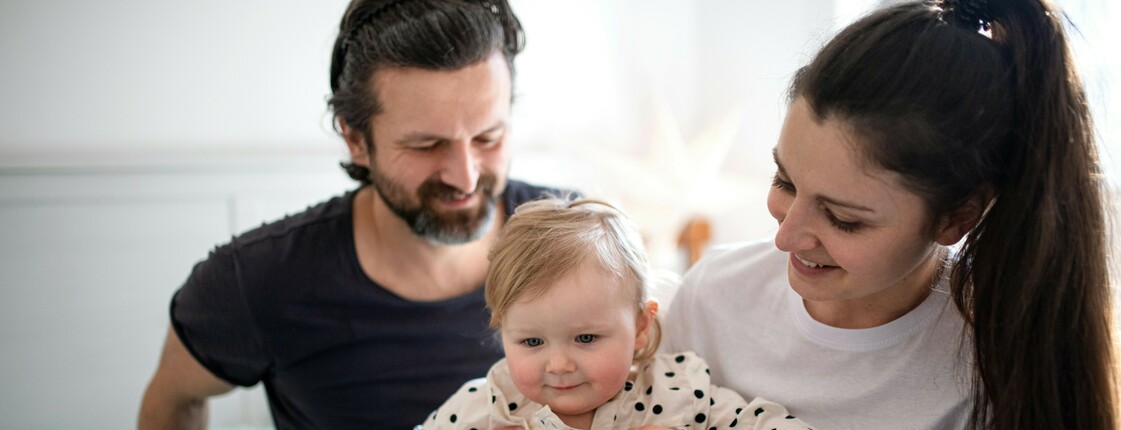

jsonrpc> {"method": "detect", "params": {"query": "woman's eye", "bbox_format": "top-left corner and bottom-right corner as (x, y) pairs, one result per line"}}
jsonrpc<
(825, 209), (863, 233)
(575, 334), (597, 344)
(771, 173), (795, 193)
(523, 338), (543, 347)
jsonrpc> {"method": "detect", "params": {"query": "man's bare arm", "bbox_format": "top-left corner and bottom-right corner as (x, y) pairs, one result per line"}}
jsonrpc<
(138, 327), (235, 430)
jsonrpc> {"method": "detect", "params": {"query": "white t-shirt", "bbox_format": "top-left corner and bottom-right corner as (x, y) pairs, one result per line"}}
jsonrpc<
(663, 240), (972, 430)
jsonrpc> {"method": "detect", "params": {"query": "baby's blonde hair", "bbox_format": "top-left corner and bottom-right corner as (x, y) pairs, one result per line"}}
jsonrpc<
(485, 196), (661, 362)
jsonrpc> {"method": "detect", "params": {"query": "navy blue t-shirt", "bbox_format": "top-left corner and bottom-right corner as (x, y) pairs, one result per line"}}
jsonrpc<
(171, 180), (558, 429)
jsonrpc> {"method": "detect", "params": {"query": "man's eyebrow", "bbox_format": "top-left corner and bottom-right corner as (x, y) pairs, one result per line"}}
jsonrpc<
(395, 121), (508, 145)
(771, 147), (875, 213)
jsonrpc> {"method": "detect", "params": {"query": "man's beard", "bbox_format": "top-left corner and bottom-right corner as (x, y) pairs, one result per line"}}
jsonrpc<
(369, 164), (500, 245)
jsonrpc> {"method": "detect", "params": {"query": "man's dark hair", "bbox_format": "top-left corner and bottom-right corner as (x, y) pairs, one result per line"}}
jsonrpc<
(327, 0), (525, 183)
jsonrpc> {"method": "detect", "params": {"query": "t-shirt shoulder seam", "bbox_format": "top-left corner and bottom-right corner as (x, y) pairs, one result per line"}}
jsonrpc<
(232, 194), (353, 250)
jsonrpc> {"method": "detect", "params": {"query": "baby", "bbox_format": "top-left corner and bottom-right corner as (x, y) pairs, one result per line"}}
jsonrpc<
(421, 197), (814, 430)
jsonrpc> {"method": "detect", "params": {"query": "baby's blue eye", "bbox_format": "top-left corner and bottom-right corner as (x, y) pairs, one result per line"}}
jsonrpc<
(523, 338), (543, 347)
(576, 334), (596, 343)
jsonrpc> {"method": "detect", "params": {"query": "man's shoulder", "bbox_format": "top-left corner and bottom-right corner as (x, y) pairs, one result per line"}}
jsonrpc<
(502, 179), (571, 214)
(233, 190), (356, 250)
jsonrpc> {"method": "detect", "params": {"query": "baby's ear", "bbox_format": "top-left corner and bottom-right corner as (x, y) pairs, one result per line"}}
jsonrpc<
(634, 300), (658, 351)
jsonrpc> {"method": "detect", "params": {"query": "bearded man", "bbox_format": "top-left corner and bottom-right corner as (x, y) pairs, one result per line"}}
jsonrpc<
(139, 1), (561, 428)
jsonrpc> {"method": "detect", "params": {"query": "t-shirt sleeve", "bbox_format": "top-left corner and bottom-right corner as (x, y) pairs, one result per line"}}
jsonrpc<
(170, 243), (270, 387)
(661, 256), (708, 354)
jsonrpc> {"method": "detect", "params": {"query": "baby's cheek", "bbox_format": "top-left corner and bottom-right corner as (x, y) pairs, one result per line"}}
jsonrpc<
(593, 361), (632, 394)
(507, 360), (543, 400)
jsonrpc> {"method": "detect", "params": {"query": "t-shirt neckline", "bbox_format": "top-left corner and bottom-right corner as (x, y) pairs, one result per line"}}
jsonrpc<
(787, 273), (952, 351)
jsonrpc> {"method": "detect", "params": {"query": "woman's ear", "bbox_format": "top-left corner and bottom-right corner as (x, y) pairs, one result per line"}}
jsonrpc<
(634, 300), (659, 351)
(935, 187), (994, 245)
(339, 118), (371, 168)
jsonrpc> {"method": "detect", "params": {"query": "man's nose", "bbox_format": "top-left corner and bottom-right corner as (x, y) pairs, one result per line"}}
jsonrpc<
(439, 141), (480, 194)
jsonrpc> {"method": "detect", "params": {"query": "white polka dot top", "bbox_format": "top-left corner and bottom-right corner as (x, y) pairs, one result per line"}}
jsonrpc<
(419, 351), (817, 429)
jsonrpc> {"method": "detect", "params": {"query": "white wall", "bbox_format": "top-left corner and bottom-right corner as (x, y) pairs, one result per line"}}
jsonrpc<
(1, 0), (1116, 428)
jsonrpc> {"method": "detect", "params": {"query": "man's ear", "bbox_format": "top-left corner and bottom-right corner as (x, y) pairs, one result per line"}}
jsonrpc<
(935, 187), (994, 246)
(340, 118), (371, 168)
(634, 300), (659, 352)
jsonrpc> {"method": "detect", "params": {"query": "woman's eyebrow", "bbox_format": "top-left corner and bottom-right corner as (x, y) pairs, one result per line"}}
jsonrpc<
(773, 147), (875, 213)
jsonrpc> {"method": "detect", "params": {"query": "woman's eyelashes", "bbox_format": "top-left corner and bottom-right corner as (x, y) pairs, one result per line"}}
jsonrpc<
(825, 209), (863, 233)
(772, 171), (864, 233)
(771, 173), (795, 193)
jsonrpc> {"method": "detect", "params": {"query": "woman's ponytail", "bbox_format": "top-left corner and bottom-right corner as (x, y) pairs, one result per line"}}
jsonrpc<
(951, 0), (1116, 428)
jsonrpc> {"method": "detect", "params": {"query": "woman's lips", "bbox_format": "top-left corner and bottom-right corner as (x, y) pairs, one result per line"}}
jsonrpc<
(790, 253), (839, 277)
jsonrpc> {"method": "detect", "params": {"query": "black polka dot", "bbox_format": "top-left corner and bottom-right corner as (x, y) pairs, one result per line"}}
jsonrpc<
(665, 371), (676, 377)
(730, 417), (739, 427)
(635, 402), (645, 412)
(645, 386), (653, 395)
(736, 407), (743, 414)
(694, 389), (705, 399)
(449, 414), (457, 423)
(705, 368), (711, 375)
(468, 387), (477, 393)
(509, 402), (518, 411)
(652, 404), (663, 414)
(670, 387), (680, 391)
(675, 355), (686, 363)
(710, 398), (715, 406)
(491, 395), (496, 404)
(709, 428), (717, 430)
(754, 407), (765, 416)
(625, 381), (633, 391)
(694, 413), (707, 423)
(786, 415), (796, 419)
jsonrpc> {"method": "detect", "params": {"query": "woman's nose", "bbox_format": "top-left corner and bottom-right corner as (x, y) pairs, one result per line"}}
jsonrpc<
(773, 197), (820, 252)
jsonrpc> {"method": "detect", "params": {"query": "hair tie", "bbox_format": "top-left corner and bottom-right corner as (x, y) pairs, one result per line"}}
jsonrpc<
(940, 0), (994, 31)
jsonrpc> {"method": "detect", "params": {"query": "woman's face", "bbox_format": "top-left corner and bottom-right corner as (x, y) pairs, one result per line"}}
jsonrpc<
(767, 99), (944, 328)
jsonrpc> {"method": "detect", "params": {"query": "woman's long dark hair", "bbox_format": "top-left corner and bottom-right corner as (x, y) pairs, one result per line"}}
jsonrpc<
(790, 0), (1116, 428)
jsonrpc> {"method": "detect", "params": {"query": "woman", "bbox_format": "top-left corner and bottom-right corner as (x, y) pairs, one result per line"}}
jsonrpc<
(663, 0), (1117, 428)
